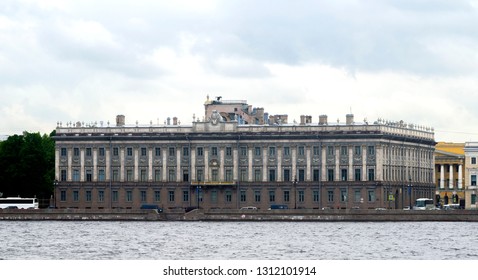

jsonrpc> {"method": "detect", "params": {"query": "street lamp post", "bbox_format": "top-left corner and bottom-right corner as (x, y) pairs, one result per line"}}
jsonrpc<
(52, 180), (59, 208)
(408, 177), (412, 209)
(196, 186), (201, 209)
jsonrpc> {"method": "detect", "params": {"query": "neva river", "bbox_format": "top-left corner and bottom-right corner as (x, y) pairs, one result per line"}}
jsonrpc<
(1, 221), (477, 260)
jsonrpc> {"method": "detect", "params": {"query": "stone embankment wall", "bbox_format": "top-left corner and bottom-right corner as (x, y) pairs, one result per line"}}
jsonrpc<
(1, 208), (477, 221)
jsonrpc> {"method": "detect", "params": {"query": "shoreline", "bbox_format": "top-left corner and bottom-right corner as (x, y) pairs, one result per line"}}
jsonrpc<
(1, 208), (477, 222)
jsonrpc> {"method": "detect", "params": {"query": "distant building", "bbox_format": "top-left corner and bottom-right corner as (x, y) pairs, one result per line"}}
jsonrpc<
(53, 98), (436, 210)
(464, 142), (478, 209)
(434, 142), (465, 207)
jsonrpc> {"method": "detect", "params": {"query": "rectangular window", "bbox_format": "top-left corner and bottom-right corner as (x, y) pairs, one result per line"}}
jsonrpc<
(61, 170), (67, 181)
(154, 190), (161, 202)
(254, 190), (261, 202)
(73, 191), (79, 202)
(367, 146), (375, 156)
(73, 148), (80, 157)
(340, 189), (347, 202)
(183, 170), (189, 182)
(168, 169), (176, 181)
(327, 190), (334, 202)
(284, 169), (290, 182)
(240, 146), (247, 156)
(269, 169), (276, 182)
(472, 157), (477, 165)
(127, 147), (133, 157)
(60, 190), (66, 201)
(197, 147), (203, 156)
(126, 169), (133, 182)
(155, 147), (161, 157)
(99, 147), (105, 157)
(328, 169), (334, 181)
(225, 169), (232, 182)
(340, 146), (347, 156)
(140, 190), (147, 202)
(140, 169), (147, 182)
(112, 191), (118, 202)
(368, 168), (375, 181)
(341, 169), (347, 181)
(61, 148), (67, 157)
(298, 146), (305, 156)
(472, 175), (477, 186)
(183, 190), (189, 202)
(73, 169), (80, 182)
(354, 190), (361, 203)
(85, 170), (92, 182)
(169, 147), (175, 157)
(472, 194), (477, 204)
(112, 170), (119, 181)
(85, 190), (92, 202)
(298, 190), (304, 202)
(168, 190), (175, 202)
(298, 169), (305, 181)
(240, 190), (246, 202)
(98, 190), (104, 202)
(368, 190), (375, 202)
(226, 147), (232, 156)
(313, 146), (320, 156)
(269, 190), (275, 202)
(85, 148), (92, 157)
(211, 190), (217, 203)
(197, 169), (204, 182)
(355, 168), (361, 181)
(211, 147), (218, 156)
(313, 169), (319, 181)
(269, 147), (276, 156)
(255, 147), (261, 156)
(254, 169), (261, 182)
(327, 146), (334, 156)
(183, 147), (189, 157)
(284, 146), (290, 156)
(126, 190), (133, 202)
(113, 147), (119, 156)
(313, 190), (320, 202)
(225, 190), (232, 202)
(141, 147), (147, 157)
(284, 190), (290, 202)
(354, 146), (361, 156)
(212, 169), (219, 181)
(240, 169), (247, 182)
(154, 169), (161, 181)
(98, 169), (105, 181)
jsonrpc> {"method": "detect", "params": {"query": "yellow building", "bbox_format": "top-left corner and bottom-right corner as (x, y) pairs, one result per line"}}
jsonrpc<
(434, 142), (465, 207)
(464, 142), (478, 209)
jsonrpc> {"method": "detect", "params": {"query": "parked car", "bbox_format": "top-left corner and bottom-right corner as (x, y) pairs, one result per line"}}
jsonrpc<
(240, 206), (258, 210)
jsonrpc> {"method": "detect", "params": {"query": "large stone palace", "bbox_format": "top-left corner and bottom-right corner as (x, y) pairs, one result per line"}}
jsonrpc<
(53, 97), (436, 210)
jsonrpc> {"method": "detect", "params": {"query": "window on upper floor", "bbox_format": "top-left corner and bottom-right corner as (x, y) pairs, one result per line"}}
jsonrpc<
(472, 157), (477, 165)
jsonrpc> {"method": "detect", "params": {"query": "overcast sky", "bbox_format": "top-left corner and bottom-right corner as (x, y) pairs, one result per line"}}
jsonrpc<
(1, 0), (478, 142)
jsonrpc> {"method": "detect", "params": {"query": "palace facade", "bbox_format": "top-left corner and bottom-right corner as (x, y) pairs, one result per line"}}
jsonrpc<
(53, 99), (436, 211)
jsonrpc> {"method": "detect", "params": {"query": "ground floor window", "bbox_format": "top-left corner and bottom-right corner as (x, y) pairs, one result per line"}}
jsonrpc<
(283, 190), (290, 202)
(240, 190), (246, 202)
(269, 190), (275, 202)
(313, 190), (319, 202)
(60, 190), (66, 201)
(368, 190), (375, 202)
(255, 190), (261, 202)
(327, 190), (334, 202)
(225, 190), (232, 202)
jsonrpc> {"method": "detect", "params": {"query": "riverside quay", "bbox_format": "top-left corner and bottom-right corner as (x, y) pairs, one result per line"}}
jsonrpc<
(53, 98), (436, 211)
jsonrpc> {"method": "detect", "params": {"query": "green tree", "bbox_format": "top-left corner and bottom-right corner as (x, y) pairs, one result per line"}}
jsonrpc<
(0, 131), (55, 200)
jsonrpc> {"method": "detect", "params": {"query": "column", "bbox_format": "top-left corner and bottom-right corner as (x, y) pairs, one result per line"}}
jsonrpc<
(262, 146), (267, 182)
(277, 146), (282, 181)
(440, 165), (445, 189)
(321, 146), (326, 181)
(191, 148), (196, 181)
(449, 164), (454, 189)
(80, 149), (85, 181)
(335, 146), (339, 181)
(233, 147), (238, 182)
(105, 147), (111, 181)
(120, 148), (125, 182)
(93, 148), (98, 181)
(162, 149), (167, 182)
(220, 147), (225, 181)
(205, 148), (209, 181)
(148, 148), (153, 181)
(248, 146), (253, 181)
(362, 144), (367, 181)
(134, 148), (139, 182)
(176, 147), (181, 182)
(306, 147), (311, 181)
(292, 146), (297, 180)
(458, 164), (463, 189)
(67, 148), (72, 181)
(348, 146), (353, 181)
(55, 148), (60, 180)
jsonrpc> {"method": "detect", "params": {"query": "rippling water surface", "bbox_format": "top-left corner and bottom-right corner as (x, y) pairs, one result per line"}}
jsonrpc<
(1, 221), (477, 260)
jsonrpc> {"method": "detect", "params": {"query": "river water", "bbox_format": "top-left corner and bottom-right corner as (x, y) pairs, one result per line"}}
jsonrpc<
(1, 221), (477, 260)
